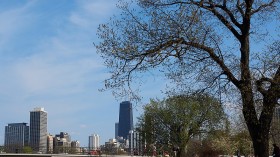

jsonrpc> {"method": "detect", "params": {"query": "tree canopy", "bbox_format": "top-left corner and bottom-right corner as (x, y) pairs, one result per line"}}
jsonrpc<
(136, 93), (226, 157)
(95, 0), (280, 156)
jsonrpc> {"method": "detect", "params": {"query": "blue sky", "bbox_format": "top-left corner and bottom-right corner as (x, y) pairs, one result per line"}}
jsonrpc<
(0, 0), (166, 146)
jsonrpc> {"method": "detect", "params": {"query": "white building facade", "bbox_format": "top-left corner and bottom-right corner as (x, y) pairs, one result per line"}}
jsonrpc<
(89, 134), (100, 150)
(129, 130), (142, 155)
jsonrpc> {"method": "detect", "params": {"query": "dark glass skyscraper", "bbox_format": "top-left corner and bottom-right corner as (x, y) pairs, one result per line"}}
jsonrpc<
(115, 122), (119, 139)
(118, 101), (133, 139)
(4, 123), (29, 152)
(30, 107), (47, 153)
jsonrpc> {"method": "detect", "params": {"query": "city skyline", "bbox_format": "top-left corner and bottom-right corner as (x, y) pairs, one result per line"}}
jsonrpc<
(0, 0), (165, 147)
(3, 106), (122, 147)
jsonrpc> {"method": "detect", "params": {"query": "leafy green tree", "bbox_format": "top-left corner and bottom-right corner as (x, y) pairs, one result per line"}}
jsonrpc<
(22, 146), (32, 154)
(95, 0), (280, 156)
(0, 146), (4, 153)
(206, 130), (233, 155)
(136, 94), (226, 157)
(206, 129), (253, 156)
(233, 130), (253, 156)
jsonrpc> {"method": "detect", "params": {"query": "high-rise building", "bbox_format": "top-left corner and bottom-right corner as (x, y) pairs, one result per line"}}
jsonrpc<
(4, 123), (29, 153)
(89, 134), (100, 150)
(115, 122), (119, 139)
(29, 107), (47, 153)
(129, 130), (142, 155)
(118, 101), (133, 139)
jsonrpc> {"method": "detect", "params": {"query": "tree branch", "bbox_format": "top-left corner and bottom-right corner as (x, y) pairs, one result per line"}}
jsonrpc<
(180, 39), (240, 87)
(211, 4), (242, 29)
(202, 4), (241, 40)
(272, 65), (280, 97)
(236, 0), (245, 17)
(145, 1), (242, 40)
(141, 37), (240, 87)
(142, 38), (184, 57)
(256, 77), (273, 96)
(251, 0), (277, 15)
(274, 65), (280, 83)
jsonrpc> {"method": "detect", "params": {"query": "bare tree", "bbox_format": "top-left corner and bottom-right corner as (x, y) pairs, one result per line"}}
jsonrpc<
(95, 0), (280, 156)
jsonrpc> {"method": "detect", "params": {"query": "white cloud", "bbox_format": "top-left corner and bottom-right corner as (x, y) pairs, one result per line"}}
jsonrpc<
(0, 1), (36, 47)
(82, 0), (117, 16)
(69, 0), (118, 29)
(80, 124), (87, 128)
(12, 44), (103, 95)
(70, 13), (91, 28)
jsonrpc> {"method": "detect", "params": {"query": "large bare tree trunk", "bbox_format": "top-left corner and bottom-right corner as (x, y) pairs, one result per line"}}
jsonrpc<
(238, 11), (273, 155)
(242, 89), (277, 157)
(252, 131), (270, 157)
(243, 101), (271, 157)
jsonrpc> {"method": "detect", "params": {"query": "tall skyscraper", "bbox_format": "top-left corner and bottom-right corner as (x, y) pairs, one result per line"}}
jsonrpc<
(29, 107), (47, 153)
(118, 101), (133, 139)
(89, 134), (100, 150)
(4, 123), (29, 153)
(115, 122), (119, 139)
